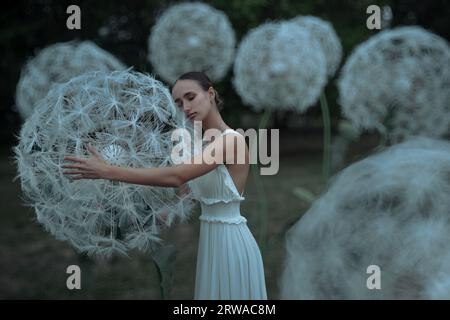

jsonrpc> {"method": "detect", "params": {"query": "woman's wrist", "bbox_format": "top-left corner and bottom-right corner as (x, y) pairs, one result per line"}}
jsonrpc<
(103, 164), (116, 180)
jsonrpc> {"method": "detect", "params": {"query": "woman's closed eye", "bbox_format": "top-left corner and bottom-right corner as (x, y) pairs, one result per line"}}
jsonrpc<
(175, 94), (195, 108)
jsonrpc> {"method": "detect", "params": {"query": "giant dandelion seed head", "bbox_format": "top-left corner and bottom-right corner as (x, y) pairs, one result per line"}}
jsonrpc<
(14, 69), (196, 258)
(290, 15), (343, 77)
(15, 40), (126, 120)
(148, 2), (236, 84)
(338, 26), (450, 143)
(233, 21), (327, 113)
(280, 137), (450, 299)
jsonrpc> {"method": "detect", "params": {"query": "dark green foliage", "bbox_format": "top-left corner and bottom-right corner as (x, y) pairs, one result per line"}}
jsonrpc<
(1, 0), (449, 147)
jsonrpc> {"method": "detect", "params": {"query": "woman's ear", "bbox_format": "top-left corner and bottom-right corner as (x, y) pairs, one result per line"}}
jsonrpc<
(208, 87), (215, 100)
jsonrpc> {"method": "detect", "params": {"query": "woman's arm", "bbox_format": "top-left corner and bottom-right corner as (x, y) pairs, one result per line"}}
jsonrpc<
(106, 165), (181, 187)
(111, 133), (236, 186)
(63, 133), (242, 187)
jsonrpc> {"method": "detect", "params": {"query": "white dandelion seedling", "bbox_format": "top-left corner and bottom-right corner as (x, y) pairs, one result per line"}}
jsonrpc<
(148, 2), (236, 84)
(290, 15), (343, 78)
(288, 15), (343, 179)
(234, 17), (342, 182)
(338, 26), (450, 143)
(233, 20), (330, 247)
(280, 137), (450, 299)
(15, 40), (127, 120)
(233, 21), (327, 113)
(14, 69), (195, 257)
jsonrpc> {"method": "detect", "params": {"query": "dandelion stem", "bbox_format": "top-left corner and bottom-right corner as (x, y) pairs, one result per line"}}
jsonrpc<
(152, 258), (166, 299)
(378, 128), (388, 147)
(258, 108), (272, 131)
(253, 108), (272, 252)
(320, 93), (331, 181)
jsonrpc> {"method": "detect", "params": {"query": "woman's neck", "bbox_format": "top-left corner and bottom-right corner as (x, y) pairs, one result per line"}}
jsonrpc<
(201, 109), (230, 133)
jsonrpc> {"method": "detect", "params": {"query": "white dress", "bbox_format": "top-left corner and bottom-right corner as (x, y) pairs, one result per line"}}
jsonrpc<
(187, 129), (268, 300)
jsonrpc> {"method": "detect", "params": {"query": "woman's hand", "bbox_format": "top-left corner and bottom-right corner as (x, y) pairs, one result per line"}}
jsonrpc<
(62, 144), (111, 180)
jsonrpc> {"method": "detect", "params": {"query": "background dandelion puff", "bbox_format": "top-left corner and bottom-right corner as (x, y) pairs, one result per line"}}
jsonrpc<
(290, 15), (343, 78)
(233, 21), (327, 113)
(337, 26), (450, 143)
(15, 40), (127, 120)
(280, 137), (450, 299)
(148, 2), (236, 84)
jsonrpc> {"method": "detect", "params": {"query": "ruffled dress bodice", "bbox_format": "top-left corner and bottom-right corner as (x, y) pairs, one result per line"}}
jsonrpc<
(187, 129), (247, 224)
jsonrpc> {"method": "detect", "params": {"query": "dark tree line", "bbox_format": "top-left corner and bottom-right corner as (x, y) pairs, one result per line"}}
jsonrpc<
(1, 0), (448, 146)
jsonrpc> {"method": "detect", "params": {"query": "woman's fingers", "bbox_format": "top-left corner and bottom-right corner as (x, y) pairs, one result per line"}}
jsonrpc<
(62, 163), (86, 170)
(63, 171), (79, 175)
(62, 147), (104, 180)
(87, 144), (102, 158)
(64, 156), (86, 163)
(67, 173), (97, 180)
(71, 175), (86, 180)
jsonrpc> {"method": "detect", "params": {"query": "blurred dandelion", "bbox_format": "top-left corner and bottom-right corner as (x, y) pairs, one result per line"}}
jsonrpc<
(290, 15), (343, 78)
(338, 26), (450, 143)
(14, 69), (195, 258)
(233, 20), (327, 113)
(148, 2), (236, 84)
(233, 20), (332, 248)
(234, 17), (343, 179)
(289, 15), (343, 179)
(281, 137), (450, 299)
(15, 40), (127, 119)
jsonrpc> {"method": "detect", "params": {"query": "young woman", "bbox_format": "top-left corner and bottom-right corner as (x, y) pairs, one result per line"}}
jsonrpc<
(62, 71), (267, 300)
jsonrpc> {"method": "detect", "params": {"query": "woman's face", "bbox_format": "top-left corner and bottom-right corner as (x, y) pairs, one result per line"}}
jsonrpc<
(171, 79), (213, 122)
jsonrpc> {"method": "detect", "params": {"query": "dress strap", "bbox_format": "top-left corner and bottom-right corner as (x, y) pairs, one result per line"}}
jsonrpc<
(221, 129), (242, 136)
(220, 128), (234, 135)
(203, 129), (238, 146)
(220, 129), (245, 197)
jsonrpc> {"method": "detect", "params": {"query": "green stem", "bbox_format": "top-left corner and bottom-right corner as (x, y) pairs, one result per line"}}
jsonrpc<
(378, 129), (388, 147)
(258, 108), (272, 131)
(254, 108), (272, 252)
(150, 244), (177, 300)
(152, 258), (166, 299)
(320, 93), (331, 181)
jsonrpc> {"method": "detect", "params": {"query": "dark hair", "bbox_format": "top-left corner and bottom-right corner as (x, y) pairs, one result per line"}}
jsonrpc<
(172, 71), (224, 111)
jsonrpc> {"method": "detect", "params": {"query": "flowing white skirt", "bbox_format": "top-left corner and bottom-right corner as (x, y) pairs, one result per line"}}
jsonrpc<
(194, 216), (268, 300)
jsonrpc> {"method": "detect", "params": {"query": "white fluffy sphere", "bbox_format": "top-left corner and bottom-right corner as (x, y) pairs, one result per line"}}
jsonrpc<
(290, 15), (343, 77)
(280, 137), (450, 299)
(338, 26), (450, 142)
(148, 2), (236, 84)
(14, 69), (195, 257)
(15, 40), (126, 119)
(233, 21), (327, 112)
